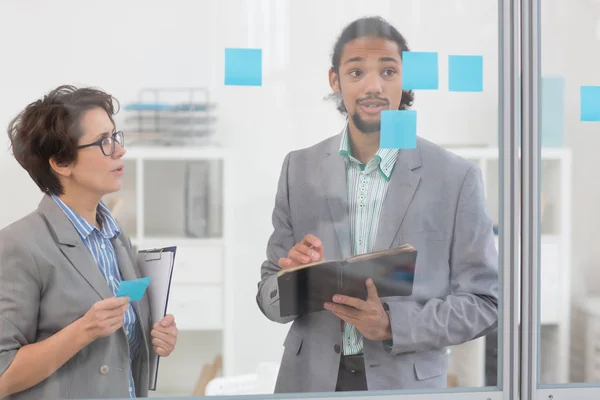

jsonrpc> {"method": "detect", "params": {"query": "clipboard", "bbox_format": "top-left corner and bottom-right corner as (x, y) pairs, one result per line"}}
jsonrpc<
(136, 246), (177, 391)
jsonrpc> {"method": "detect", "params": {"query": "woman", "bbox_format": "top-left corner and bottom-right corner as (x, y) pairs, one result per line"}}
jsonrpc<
(0, 85), (178, 399)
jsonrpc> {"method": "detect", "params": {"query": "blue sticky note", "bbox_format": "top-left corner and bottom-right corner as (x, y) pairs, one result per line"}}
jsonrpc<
(581, 86), (600, 122)
(380, 110), (417, 149)
(224, 48), (262, 86)
(116, 277), (151, 301)
(402, 51), (438, 90)
(448, 55), (483, 92)
(541, 77), (565, 146)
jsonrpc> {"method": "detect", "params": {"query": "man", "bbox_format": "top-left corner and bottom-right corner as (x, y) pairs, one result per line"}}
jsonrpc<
(256, 16), (499, 393)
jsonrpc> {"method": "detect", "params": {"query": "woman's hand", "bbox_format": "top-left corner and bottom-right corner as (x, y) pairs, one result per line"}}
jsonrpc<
(150, 314), (178, 357)
(78, 296), (130, 344)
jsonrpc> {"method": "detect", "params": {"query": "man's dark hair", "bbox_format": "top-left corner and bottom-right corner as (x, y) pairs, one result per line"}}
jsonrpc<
(329, 16), (415, 114)
(7, 85), (119, 195)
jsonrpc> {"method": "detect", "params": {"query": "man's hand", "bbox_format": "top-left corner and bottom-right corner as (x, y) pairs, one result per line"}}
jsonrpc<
(324, 278), (392, 341)
(150, 314), (178, 357)
(278, 234), (324, 269)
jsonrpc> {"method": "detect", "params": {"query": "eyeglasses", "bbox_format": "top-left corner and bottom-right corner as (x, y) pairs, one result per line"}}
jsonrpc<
(76, 131), (125, 156)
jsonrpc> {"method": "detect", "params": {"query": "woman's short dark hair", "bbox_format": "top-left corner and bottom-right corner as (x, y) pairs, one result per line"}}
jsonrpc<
(7, 85), (120, 195)
(328, 16), (415, 113)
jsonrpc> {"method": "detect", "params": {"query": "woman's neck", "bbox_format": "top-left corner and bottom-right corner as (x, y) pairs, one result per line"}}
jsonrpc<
(57, 190), (102, 230)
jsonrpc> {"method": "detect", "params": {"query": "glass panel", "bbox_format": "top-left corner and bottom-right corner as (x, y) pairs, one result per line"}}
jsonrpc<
(538, 0), (600, 394)
(231, 0), (504, 395)
(0, 0), (509, 399)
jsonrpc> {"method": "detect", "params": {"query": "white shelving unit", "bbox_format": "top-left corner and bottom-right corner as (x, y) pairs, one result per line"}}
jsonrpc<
(104, 145), (232, 397)
(445, 146), (572, 385)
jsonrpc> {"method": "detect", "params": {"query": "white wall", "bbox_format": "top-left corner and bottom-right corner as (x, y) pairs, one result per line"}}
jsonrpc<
(3, 0), (600, 385)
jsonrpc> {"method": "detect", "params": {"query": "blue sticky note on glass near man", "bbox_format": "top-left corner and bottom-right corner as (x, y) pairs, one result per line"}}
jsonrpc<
(116, 277), (151, 301)
(224, 48), (262, 86)
(401, 51), (439, 90)
(580, 86), (600, 122)
(380, 110), (417, 149)
(448, 55), (483, 92)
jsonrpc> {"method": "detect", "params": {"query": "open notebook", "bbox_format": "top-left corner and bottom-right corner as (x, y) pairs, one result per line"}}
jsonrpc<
(136, 246), (177, 391)
(277, 244), (417, 317)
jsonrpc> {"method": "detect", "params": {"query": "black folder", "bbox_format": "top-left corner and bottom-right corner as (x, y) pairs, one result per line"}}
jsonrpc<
(277, 244), (417, 317)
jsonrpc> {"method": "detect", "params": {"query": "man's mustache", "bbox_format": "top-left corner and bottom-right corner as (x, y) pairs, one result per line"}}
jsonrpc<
(356, 97), (389, 105)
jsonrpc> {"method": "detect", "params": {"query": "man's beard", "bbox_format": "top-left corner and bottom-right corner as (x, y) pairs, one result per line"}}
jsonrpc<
(351, 111), (381, 134)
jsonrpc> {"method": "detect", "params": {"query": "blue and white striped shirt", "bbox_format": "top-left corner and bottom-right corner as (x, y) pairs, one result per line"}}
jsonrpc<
(52, 195), (141, 398)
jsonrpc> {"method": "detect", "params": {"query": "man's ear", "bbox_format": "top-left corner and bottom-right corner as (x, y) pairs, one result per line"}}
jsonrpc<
(49, 156), (73, 178)
(329, 68), (340, 92)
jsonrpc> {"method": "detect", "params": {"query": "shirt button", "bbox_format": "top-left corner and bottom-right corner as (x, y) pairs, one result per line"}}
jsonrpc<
(125, 329), (129, 335)
(101, 243), (106, 249)
(99, 365), (109, 375)
(109, 276), (114, 281)
(334, 344), (340, 354)
(129, 387), (133, 393)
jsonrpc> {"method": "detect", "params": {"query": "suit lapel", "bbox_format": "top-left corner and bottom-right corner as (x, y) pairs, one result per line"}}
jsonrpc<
(38, 195), (114, 300)
(112, 236), (140, 282)
(60, 243), (114, 300)
(373, 143), (423, 252)
(321, 144), (352, 260)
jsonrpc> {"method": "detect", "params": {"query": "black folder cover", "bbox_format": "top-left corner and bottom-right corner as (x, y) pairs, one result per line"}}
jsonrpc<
(277, 244), (417, 317)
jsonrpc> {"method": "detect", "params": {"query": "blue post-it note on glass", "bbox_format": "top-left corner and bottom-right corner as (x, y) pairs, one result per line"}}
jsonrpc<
(580, 86), (600, 122)
(224, 48), (262, 86)
(448, 55), (483, 92)
(402, 51), (438, 90)
(116, 277), (151, 301)
(380, 110), (417, 149)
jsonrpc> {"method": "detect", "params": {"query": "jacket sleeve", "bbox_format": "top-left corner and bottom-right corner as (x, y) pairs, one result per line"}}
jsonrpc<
(256, 152), (299, 324)
(0, 232), (42, 376)
(384, 166), (499, 354)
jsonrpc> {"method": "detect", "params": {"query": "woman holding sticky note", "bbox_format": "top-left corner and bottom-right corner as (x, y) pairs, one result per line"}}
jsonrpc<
(0, 85), (178, 399)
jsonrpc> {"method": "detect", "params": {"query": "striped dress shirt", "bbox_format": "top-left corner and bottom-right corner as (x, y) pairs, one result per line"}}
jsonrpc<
(338, 126), (399, 356)
(52, 195), (141, 398)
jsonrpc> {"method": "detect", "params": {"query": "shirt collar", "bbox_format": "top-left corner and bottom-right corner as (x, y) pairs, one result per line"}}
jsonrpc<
(51, 194), (121, 241)
(338, 122), (399, 181)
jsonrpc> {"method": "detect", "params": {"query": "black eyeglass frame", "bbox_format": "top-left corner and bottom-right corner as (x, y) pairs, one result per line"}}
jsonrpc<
(76, 131), (125, 156)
